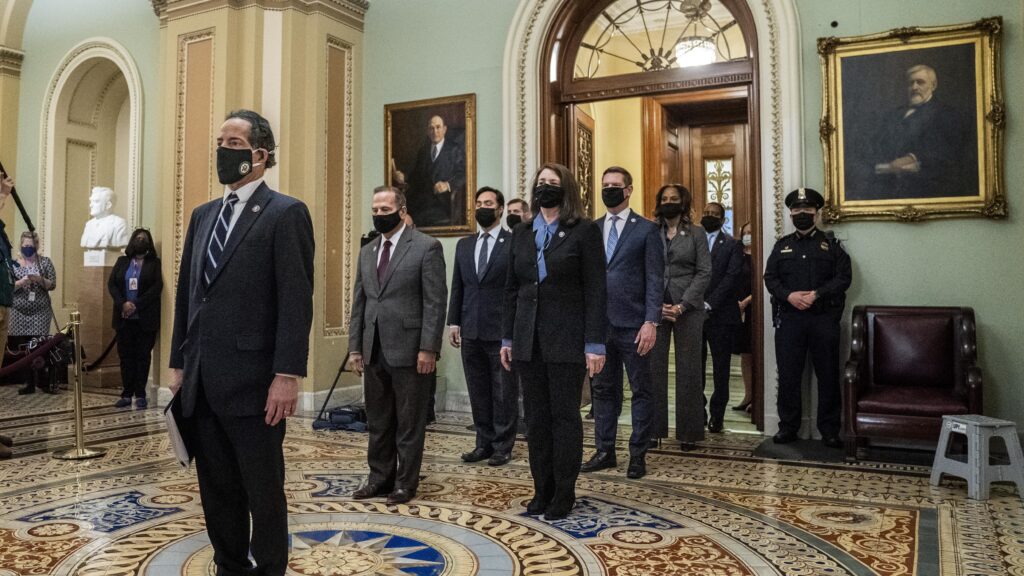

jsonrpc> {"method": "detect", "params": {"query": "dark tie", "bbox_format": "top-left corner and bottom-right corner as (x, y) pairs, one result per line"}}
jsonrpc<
(477, 233), (489, 279)
(431, 144), (439, 162)
(204, 192), (239, 286)
(377, 239), (392, 284)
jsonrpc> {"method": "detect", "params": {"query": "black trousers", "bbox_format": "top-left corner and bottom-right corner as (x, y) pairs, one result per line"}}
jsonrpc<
(191, 385), (288, 576)
(702, 322), (735, 422)
(116, 321), (156, 399)
(461, 338), (518, 454)
(774, 310), (842, 437)
(591, 325), (654, 456)
(516, 348), (585, 508)
(364, 335), (432, 492)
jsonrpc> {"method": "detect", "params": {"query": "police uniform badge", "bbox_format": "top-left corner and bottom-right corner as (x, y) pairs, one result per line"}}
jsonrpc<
(820, 241), (829, 251)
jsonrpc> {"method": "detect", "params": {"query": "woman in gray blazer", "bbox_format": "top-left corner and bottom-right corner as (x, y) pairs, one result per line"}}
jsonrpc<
(649, 184), (712, 450)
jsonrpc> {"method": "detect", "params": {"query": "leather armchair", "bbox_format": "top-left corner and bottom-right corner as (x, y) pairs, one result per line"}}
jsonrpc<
(842, 306), (982, 461)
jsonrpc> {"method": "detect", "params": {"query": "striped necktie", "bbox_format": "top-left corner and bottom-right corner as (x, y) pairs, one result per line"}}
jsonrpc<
(204, 193), (239, 286)
(606, 215), (619, 263)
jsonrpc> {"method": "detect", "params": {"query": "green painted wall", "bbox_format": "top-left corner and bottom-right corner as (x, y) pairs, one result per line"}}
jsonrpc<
(361, 0), (521, 402)
(16, 0), (161, 230)
(797, 0), (1024, 424)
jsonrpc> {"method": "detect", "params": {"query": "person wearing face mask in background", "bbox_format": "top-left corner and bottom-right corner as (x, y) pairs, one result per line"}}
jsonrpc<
(582, 166), (663, 480)
(448, 187), (517, 466)
(648, 184), (711, 452)
(731, 222), (755, 414)
(501, 162), (606, 521)
(764, 188), (851, 448)
(170, 109), (314, 576)
(699, 202), (743, 433)
(108, 228), (162, 407)
(9, 232), (57, 395)
(347, 186), (447, 506)
(505, 198), (532, 229)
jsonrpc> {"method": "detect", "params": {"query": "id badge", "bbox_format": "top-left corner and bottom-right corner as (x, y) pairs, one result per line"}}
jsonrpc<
(129, 278), (139, 291)
(28, 291), (36, 302)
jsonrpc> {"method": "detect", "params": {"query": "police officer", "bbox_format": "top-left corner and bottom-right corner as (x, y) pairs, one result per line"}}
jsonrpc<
(764, 187), (851, 448)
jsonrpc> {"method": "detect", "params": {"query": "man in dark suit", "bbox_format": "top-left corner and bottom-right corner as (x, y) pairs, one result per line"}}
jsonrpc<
(448, 187), (517, 466)
(700, 201), (743, 433)
(170, 109), (314, 576)
(347, 186), (447, 505)
(393, 115), (466, 228)
(582, 166), (663, 479)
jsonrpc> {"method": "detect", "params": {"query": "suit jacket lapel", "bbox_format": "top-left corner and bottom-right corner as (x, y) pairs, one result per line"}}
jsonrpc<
(380, 229), (414, 292)
(206, 182), (273, 287)
(367, 241), (383, 294)
(480, 229), (510, 282)
(608, 213), (638, 264)
(545, 221), (571, 256)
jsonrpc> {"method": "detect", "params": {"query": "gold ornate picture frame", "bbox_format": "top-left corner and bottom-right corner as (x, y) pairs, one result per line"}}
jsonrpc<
(385, 93), (476, 236)
(818, 18), (1004, 222)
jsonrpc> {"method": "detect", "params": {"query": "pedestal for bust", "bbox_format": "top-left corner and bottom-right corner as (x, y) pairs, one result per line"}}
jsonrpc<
(79, 250), (121, 389)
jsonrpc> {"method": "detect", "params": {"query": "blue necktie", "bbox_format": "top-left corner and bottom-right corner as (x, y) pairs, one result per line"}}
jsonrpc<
(535, 225), (551, 282)
(606, 215), (619, 263)
(477, 233), (489, 279)
(204, 193), (239, 286)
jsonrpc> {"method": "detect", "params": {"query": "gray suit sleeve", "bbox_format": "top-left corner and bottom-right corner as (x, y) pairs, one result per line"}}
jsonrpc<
(349, 247), (367, 356)
(419, 240), (447, 353)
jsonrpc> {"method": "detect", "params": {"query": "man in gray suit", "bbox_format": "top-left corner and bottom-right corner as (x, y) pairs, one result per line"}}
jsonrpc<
(170, 109), (314, 576)
(348, 186), (447, 505)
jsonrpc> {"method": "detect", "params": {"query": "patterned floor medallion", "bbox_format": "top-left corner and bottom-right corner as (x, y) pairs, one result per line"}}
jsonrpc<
(1, 387), (1024, 575)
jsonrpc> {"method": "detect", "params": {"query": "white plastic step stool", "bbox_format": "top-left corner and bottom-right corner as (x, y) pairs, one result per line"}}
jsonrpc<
(930, 414), (1024, 500)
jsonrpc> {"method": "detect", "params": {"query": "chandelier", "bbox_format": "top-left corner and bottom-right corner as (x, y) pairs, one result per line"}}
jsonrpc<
(575, 0), (743, 79)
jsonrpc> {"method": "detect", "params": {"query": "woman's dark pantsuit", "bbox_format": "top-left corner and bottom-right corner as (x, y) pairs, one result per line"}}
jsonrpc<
(116, 321), (156, 399)
(650, 309), (706, 442)
(517, 350), (585, 508)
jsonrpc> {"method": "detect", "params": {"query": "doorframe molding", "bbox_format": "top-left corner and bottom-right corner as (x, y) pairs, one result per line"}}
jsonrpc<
(502, 0), (807, 435)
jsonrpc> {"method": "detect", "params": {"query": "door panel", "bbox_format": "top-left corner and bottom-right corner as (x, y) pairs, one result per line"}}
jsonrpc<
(567, 104), (597, 218)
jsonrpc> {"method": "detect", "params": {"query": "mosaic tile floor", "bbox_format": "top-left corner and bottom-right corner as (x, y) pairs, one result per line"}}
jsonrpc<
(1, 385), (1022, 575)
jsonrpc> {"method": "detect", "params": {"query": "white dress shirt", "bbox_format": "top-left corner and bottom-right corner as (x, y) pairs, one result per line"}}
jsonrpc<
(431, 138), (445, 161)
(603, 207), (631, 247)
(221, 179), (263, 239)
(474, 225), (500, 275)
(377, 223), (406, 267)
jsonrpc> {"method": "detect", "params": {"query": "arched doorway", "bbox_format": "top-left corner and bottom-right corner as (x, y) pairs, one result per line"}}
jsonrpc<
(503, 0), (810, 435)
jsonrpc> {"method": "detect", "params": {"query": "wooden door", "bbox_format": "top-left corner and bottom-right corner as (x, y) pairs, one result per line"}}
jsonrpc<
(689, 123), (749, 236)
(567, 104), (597, 218)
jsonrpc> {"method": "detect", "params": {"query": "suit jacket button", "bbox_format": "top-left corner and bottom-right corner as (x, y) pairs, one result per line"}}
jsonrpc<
(201, 297), (208, 303)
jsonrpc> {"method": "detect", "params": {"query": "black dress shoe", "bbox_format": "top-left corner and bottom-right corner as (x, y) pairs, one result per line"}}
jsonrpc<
(461, 447), (493, 463)
(647, 439), (660, 450)
(679, 442), (697, 452)
(732, 400), (752, 411)
(544, 500), (574, 520)
(626, 455), (646, 479)
(17, 384), (35, 395)
(465, 424), (475, 431)
(525, 496), (550, 515)
(352, 483), (387, 500)
(487, 452), (511, 466)
(773, 430), (798, 444)
(707, 417), (723, 433)
(822, 435), (843, 449)
(581, 451), (617, 473)
(387, 488), (414, 505)
(0, 434), (12, 447)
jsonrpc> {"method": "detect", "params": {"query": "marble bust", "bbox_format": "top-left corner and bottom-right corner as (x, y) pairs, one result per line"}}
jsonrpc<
(80, 187), (129, 249)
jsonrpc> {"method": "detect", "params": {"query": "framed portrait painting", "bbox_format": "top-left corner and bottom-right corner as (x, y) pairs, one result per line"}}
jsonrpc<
(385, 93), (476, 236)
(818, 18), (1005, 222)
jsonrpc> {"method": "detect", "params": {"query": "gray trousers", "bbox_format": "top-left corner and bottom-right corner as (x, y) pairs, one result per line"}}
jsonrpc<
(650, 309), (706, 442)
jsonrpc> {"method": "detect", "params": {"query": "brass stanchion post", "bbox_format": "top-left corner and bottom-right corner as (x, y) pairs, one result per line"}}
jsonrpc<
(53, 311), (106, 460)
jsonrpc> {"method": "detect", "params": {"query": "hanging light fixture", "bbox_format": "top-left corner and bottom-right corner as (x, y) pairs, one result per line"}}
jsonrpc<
(675, 35), (717, 67)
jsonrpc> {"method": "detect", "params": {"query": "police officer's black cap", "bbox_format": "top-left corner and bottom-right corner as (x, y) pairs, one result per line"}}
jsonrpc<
(785, 187), (824, 209)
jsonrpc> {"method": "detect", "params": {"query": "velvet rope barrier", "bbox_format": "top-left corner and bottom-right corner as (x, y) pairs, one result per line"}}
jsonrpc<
(0, 333), (66, 378)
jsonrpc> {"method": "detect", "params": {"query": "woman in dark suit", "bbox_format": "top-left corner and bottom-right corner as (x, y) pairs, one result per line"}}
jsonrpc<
(649, 184), (711, 451)
(500, 162), (606, 521)
(108, 228), (163, 408)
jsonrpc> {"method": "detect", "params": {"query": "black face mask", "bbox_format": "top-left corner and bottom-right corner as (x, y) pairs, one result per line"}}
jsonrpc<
(217, 147), (257, 185)
(700, 215), (723, 232)
(373, 211), (403, 235)
(506, 214), (522, 228)
(656, 202), (683, 220)
(601, 186), (626, 208)
(535, 184), (564, 208)
(128, 239), (151, 257)
(792, 212), (815, 231)
(475, 207), (498, 228)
